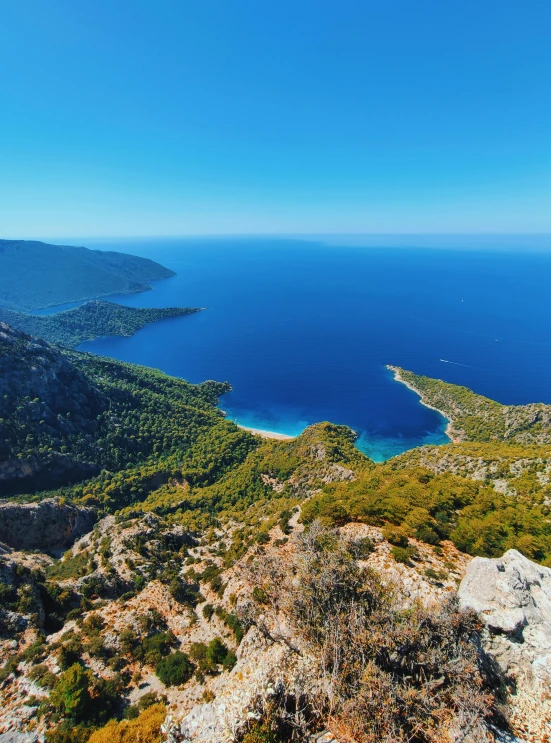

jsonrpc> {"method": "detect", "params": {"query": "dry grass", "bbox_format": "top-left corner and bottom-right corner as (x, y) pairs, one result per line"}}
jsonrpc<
(242, 522), (509, 743)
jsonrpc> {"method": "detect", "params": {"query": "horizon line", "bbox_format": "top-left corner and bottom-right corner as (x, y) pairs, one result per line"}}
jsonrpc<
(4, 231), (551, 241)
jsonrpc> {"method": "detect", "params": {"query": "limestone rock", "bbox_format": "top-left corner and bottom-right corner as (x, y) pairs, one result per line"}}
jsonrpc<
(0, 498), (96, 551)
(458, 549), (551, 740)
(459, 549), (551, 669)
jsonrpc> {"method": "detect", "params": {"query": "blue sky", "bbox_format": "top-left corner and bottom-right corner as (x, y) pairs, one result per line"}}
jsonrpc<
(1, 0), (550, 237)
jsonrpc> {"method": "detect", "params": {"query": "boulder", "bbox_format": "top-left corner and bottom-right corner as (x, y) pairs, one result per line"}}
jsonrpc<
(459, 549), (551, 740)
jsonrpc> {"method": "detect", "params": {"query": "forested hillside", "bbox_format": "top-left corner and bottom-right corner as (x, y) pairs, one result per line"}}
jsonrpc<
(0, 239), (175, 310)
(0, 323), (241, 495)
(0, 301), (201, 348)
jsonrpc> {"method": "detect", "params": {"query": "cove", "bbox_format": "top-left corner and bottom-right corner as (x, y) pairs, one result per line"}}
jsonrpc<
(67, 237), (551, 461)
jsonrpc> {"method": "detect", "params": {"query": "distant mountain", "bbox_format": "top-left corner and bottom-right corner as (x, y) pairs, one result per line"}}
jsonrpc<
(0, 300), (202, 348)
(0, 239), (175, 310)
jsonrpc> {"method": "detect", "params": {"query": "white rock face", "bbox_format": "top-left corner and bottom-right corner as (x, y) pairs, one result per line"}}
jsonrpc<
(163, 626), (298, 742)
(458, 549), (551, 741)
(459, 549), (551, 672)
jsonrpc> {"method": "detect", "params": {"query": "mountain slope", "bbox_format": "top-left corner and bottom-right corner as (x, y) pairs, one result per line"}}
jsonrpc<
(0, 323), (109, 491)
(0, 323), (239, 495)
(0, 301), (202, 348)
(0, 239), (175, 310)
(2, 343), (551, 739)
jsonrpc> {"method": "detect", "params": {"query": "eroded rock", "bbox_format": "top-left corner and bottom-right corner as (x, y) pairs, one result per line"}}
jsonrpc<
(0, 498), (96, 551)
(459, 549), (551, 741)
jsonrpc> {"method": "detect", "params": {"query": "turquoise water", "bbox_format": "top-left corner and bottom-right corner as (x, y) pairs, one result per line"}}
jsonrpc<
(44, 237), (551, 461)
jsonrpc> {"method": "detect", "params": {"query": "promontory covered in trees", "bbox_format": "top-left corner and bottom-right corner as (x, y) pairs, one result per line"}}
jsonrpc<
(0, 302), (202, 349)
(0, 240), (200, 350)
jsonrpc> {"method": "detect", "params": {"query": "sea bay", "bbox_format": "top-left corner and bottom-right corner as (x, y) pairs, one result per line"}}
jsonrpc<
(59, 237), (551, 461)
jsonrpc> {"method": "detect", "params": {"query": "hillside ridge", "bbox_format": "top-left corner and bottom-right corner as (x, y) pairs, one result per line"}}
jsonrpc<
(0, 239), (175, 311)
(2, 335), (551, 740)
(0, 301), (202, 349)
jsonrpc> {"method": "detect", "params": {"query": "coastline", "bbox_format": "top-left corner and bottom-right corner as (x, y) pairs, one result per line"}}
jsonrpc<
(237, 425), (295, 440)
(386, 365), (458, 443)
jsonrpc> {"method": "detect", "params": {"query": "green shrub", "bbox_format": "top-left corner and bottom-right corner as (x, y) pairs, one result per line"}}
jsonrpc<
(301, 493), (350, 526)
(425, 567), (448, 581)
(278, 509), (293, 535)
(188, 638), (233, 674)
(45, 726), (93, 743)
(241, 721), (285, 743)
(382, 524), (409, 547)
(169, 577), (202, 605)
(202, 603), (214, 621)
(155, 651), (193, 686)
(140, 631), (176, 666)
(21, 638), (46, 662)
(222, 649), (237, 671)
(124, 691), (166, 720)
(351, 536), (374, 559)
(57, 640), (83, 670)
(391, 545), (418, 564)
(253, 586), (268, 604)
(50, 663), (93, 723)
(206, 637), (228, 666)
(46, 551), (91, 582)
(28, 663), (56, 688)
(214, 607), (244, 643)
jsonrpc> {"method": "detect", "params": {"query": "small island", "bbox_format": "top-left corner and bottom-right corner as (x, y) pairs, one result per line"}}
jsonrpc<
(388, 364), (551, 445)
(0, 301), (203, 348)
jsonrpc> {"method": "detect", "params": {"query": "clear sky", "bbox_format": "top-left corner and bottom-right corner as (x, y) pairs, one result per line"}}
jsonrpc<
(1, 0), (550, 237)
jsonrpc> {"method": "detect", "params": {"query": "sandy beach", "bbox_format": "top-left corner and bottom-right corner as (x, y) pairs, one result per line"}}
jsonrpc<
(237, 425), (295, 440)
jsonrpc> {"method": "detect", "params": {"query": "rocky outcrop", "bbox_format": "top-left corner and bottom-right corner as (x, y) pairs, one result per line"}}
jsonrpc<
(459, 549), (551, 741)
(0, 498), (96, 551)
(162, 626), (300, 743)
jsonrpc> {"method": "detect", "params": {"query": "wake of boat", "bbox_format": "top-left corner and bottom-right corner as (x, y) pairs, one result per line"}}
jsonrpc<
(439, 359), (470, 367)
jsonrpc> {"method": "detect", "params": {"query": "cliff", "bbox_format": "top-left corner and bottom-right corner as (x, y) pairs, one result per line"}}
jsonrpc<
(0, 499), (96, 551)
(459, 549), (551, 739)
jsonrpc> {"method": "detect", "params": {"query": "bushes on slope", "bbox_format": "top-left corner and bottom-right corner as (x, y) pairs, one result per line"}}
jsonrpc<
(301, 465), (551, 563)
(87, 703), (166, 743)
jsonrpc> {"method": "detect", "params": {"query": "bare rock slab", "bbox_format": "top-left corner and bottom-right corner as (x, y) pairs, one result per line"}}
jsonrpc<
(459, 549), (551, 740)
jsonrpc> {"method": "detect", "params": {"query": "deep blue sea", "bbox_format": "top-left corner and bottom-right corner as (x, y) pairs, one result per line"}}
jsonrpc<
(40, 237), (551, 461)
